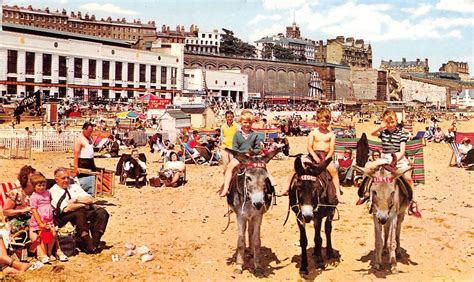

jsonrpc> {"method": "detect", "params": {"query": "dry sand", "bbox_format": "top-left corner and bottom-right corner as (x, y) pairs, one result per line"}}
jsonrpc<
(0, 118), (473, 281)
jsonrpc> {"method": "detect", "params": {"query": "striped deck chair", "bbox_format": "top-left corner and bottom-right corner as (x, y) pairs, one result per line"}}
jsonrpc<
(335, 138), (425, 184)
(0, 182), (20, 209)
(448, 142), (462, 168)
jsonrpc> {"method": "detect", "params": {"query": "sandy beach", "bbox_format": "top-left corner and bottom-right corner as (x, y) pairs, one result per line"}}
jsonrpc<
(0, 118), (473, 281)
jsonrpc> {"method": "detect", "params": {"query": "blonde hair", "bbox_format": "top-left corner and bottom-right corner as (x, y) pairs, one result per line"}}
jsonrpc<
(382, 110), (397, 122)
(239, 110), (255, 123)
(30, 172), (47, 187)
(316, 108), (331, 121)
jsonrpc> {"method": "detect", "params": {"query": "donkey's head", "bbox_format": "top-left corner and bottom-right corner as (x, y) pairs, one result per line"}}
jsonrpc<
(293, 156), (332, 223)
(353, 163), (411, 225)
(227, 148), (279, 210)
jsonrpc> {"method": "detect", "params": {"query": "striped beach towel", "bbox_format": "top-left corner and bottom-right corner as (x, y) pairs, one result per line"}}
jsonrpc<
(335, 138), (425, 184)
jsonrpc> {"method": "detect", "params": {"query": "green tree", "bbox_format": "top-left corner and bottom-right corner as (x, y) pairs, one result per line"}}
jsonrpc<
(220, 28), (256, 58)
(261, 43), (274, 59)
(272, 44), (296, 60)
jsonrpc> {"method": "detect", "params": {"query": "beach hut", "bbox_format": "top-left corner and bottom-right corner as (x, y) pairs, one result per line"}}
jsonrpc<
(181, 107), (216, 129)
(158, 110), (191, 143)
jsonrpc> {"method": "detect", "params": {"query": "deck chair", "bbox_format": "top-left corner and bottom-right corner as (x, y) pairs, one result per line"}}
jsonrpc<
(448, 142), (463, 168)
(116, 153), (148, 187)
(413, 131), (426, 145)
(0, 182), (20, 208)
(178, 138), (206, 165)
(195, 146), (219, 165)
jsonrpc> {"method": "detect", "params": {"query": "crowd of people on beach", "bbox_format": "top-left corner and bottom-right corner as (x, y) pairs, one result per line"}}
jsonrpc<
(2, 98), (474, 274)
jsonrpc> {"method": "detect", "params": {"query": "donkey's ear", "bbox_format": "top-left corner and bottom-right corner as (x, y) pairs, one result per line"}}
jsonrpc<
(294, 156), (305, 175)
(319, 157), (332, 170)
(261, 149), (279, 164)
(226, 148), (248, 163)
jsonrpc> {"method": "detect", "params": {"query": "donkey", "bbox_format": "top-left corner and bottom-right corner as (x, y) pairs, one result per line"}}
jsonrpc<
(226, 148), (279, 275)
(288, 156), (337, 275)
(353, 162), (411, 272)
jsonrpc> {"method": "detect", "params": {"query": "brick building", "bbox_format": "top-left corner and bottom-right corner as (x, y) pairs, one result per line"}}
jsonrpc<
(325, 36), (372, 68)
(439, 61), (470, 81)
(2, 4), (157, 43)
(255, 21), (316, 61)
(380, 58), (429, 73)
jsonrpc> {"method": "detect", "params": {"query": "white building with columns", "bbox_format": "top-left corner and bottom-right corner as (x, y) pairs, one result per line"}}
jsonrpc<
(0, 23), (183, 101)
(183, 68), (248, 103)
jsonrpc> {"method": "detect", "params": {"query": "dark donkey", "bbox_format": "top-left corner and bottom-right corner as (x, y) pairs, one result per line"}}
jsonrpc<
(288, 156), (337, 275)
(226, 148), (279, 276)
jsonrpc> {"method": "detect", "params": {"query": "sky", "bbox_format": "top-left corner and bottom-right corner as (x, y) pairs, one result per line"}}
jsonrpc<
(3, 0), (474, 72)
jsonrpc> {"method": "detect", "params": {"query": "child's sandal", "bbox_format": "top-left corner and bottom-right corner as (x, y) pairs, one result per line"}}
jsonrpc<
(57, 254), (68, 262)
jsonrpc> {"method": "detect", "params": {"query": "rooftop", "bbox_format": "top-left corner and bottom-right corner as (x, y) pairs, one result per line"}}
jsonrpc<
(2, 23), (131, 47)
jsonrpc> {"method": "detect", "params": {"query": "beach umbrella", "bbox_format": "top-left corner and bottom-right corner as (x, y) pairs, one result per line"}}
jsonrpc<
(116, 111), (146, 120)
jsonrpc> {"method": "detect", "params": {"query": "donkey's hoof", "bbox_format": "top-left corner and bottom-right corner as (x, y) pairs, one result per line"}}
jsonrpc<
(316, 261), (325, 270)
(396, 250), (403, 259)
(254, 267), (264, 276)
(389, 263), (398, 273)
(372, 263), (382, 271)
(234, 265), (243, 274)
(299, 268), (308, 275)
(326, 249), (335, 259)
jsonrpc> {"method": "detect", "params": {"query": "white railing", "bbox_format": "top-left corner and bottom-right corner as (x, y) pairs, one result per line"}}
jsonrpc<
(0, 129), (81, 152)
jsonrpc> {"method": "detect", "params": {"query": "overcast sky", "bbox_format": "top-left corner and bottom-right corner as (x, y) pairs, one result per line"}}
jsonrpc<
(4, 0), (473, 72)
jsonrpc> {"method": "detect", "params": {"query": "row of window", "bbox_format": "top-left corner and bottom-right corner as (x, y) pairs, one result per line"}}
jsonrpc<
(201, 34), (218, 39)
(186, 40), (219, 46)
(6, 50), (177, 84)
(4, 11), (149, 32)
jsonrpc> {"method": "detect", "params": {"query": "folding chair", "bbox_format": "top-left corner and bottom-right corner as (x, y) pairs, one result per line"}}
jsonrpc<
(448, 142), (463, 168)
(0, 182), (20, 208)
(116, 154), (148, 186)
(178, 138), (206, 165)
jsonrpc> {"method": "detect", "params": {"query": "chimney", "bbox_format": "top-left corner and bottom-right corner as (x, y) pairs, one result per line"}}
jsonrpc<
(62, 8), (66, 15)
(176, 25), (180, 32)
(416, 58), (420, 64)
(70, 11), (75, 17)
(336, 36), (344, 43)
(162, 24), (166, 32)
(425, 58), (428, 66)
(355, 39), (364, 45)
(45, 7), (50, 13)
(181, 26), (185, 33)
(346, 37), (354, 43)
(84, 13), (89, 20)
(77, 11), (82, 19)
(402, 58), (406, 63)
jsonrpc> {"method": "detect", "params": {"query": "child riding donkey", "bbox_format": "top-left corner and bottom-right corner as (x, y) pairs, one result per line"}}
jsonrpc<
(282, 107), (341, 204)
(358, 110), (421, 217)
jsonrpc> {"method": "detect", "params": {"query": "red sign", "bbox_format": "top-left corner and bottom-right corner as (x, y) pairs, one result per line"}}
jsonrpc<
(147, 99), (171, 109)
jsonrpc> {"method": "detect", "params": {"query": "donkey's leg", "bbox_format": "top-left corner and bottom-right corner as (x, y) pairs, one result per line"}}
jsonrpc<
(325, 216), (335, 259)
(313, 218), (324, 269)
(251, 214), (264, 276)
(395, 213), (405, 259)
(373, 216), (384, 271)
(248, 218), (254, 256)
(383, 223), (390, 255)
(235, 216), (247, 274)
(297, 221), (309, 275)
(387, 218), (398, 273)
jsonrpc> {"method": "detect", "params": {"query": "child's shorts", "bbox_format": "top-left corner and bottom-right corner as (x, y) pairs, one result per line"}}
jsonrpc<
(381, 153), (411, 170)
